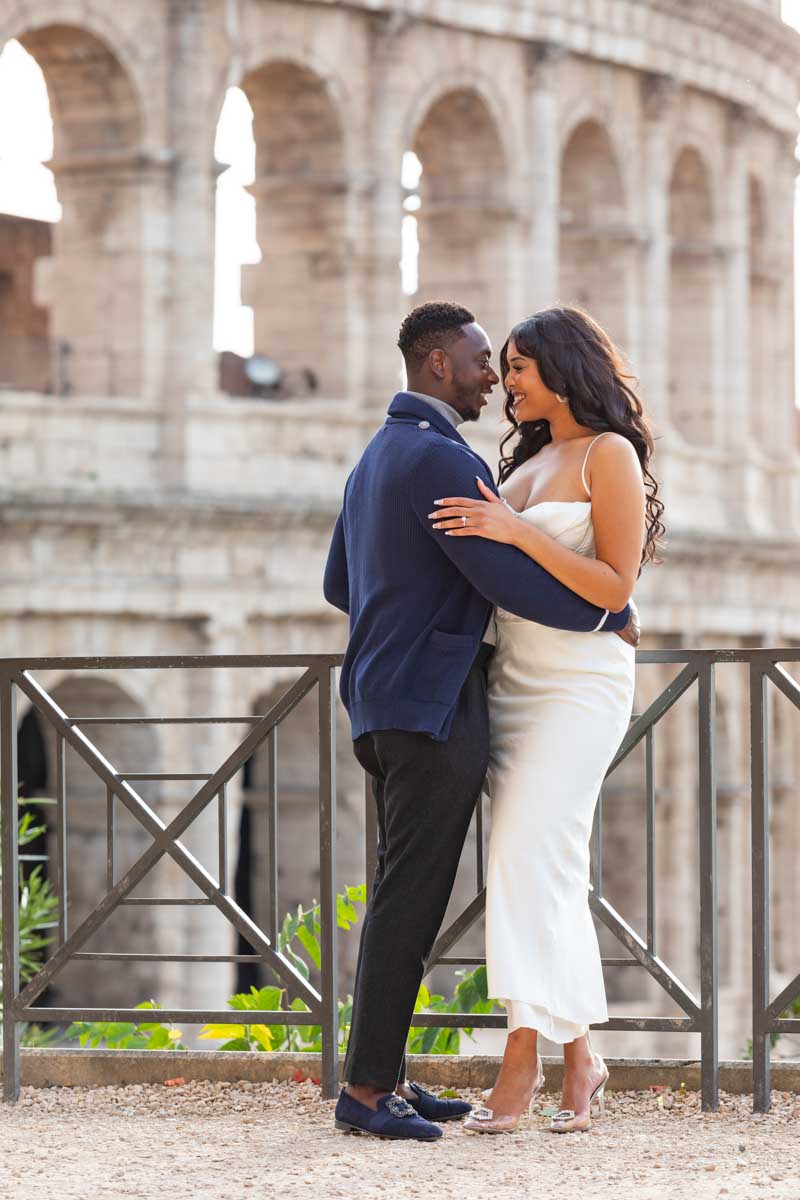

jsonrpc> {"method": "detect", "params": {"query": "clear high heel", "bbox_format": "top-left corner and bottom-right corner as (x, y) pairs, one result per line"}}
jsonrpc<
(464, 1060), (545, 1135)
(548, 1058), (609, 1134)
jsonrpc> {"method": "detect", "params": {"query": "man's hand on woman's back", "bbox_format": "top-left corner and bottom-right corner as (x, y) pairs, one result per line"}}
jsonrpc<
(616, 599), (640, 647)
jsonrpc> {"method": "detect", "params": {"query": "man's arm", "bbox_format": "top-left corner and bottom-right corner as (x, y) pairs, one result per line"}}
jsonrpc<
(323, 510), (349, 615)
(410, 444), (629, 632)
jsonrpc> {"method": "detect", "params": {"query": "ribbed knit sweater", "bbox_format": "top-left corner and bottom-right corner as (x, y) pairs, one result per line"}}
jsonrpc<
(324, 393), (629, 741)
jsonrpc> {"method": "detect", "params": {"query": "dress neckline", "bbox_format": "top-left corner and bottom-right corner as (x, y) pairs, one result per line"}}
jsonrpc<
(520, 499), (592, 514)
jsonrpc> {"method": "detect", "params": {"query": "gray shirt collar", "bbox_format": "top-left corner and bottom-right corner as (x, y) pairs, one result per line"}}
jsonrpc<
(406, 391), (465, 429)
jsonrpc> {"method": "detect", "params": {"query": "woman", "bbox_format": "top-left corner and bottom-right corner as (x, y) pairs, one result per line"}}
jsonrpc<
(428, 307), (663, 1134)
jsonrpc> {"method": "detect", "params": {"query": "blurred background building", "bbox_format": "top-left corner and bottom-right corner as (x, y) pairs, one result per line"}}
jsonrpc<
(1, 0), (800, 1060)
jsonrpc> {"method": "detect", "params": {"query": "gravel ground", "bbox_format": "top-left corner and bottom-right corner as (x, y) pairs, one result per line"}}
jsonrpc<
(1, 1079), (798, 1200)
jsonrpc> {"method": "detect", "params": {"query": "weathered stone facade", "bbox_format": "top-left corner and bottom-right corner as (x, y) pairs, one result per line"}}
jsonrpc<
(1, 0), (799, 1059)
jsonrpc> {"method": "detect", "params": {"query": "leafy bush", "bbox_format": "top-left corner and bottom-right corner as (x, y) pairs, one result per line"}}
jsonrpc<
(408, 965), (497, 1056)
(67, 1001), (186, 1050)
(65, 881), (499, 1054)
(0, 801), (60, 1047)
(198, 883), (498, 1055)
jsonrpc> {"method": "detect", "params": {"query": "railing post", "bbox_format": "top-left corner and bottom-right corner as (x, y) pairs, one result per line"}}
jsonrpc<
(266, 726), (279, 946)
(55, 736), (68, 946)
(750, 662), (770, 1112)
(1, 673), (20, 1102)
(318, 667), (338, 1099)
(697, 658), (718, 1111)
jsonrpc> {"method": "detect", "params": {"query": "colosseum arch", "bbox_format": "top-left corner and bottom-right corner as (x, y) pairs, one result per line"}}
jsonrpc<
(235, 680), (363, 992)
(31, 675), (162, 1010)
(409, 87), (512, 352)
(668, 146), (716, 444)
(1, 19), (147, 396)
(559, 119), (631, 352)
(239, 60), (354, 399)
(748, 175), (778, 454)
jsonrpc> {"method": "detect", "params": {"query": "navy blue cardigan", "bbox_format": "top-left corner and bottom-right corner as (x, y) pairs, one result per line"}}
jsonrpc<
(324, 393), (630, 741)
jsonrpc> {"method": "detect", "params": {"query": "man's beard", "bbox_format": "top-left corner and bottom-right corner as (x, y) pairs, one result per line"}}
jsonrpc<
(452, 378), (481, 421)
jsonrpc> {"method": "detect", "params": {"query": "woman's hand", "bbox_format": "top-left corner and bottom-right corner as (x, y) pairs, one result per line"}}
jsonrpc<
(428, 477), (521, 545)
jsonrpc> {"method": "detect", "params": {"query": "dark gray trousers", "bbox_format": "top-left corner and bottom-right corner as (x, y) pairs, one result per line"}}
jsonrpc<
(343, 647), (491, 1090)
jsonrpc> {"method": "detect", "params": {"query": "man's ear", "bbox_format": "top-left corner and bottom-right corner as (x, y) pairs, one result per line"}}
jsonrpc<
(429, 349), (447, 380)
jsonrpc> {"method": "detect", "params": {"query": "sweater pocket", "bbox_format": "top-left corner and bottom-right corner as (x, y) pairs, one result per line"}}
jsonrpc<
(411, 629), (475, 704)
(429, 629), (474, 654)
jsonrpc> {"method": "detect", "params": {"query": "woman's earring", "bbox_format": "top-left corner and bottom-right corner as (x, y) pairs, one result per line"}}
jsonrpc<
(556, 393), (568, 405)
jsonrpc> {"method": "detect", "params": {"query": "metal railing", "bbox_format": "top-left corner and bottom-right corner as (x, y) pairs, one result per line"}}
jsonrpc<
(1, 651), (798, 1111)
(0, 656), (339, 1100)
(749, 651), (800, 1110)
(416, 650), (720, 1108)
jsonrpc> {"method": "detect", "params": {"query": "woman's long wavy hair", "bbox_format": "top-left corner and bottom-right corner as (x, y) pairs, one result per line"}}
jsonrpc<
(498, 306), (664, 569)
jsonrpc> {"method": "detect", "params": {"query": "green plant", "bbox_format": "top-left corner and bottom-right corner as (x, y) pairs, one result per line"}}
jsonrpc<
(63, 881), (500, 1055)
(0, 801), (60, 1047)
(744, 993), (800, 1058)
(408, 964), (500, 1056)
(67, 1001), (187, 1050)
(200, 883), (498, 1055)
(19, 1023), (60, 1048)
(199, 885), (367, 1052)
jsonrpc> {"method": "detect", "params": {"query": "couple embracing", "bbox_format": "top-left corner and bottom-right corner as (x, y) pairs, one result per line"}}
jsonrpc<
(323, 301), (663, 1140)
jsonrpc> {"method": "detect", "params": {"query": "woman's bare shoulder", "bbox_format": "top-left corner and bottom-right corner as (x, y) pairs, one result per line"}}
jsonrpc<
(591, 432), (640, 469)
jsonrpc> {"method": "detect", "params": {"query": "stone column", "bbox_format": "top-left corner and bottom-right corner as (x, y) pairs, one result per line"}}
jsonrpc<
(773, 135), (798, 461)
(42, 153), (148, 398)
(161, 0), (218, 487)
(241, 56), (364, 405)
(525, 43), (564, 315)
(140, 151), (178, 406)
(722, 105), (753, 453)
(639, 74), (679, 432)
(360, 13), (413, 405)
(622, 231), (646, 375)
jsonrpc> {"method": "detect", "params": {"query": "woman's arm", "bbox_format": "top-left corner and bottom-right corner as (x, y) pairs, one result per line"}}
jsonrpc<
(412, 443), (630, 632)
(428, 435), (645, 612)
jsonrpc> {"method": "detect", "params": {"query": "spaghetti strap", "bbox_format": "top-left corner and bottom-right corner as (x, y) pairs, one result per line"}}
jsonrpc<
(580, 432), (612, 499)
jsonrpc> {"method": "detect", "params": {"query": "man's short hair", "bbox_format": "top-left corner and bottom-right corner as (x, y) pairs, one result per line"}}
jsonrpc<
(397, 301), (475, 367)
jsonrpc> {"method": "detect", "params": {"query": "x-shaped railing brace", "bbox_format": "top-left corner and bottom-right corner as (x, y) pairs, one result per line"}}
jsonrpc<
(424, 660), (703, 1021)
(11, 667), (321, 1014)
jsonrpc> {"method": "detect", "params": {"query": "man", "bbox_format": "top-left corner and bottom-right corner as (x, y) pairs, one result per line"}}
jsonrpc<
(323, 302), (636, 1140)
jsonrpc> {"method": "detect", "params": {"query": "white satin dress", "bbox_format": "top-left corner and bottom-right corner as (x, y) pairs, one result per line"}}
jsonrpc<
(484, 437), (636, 1042)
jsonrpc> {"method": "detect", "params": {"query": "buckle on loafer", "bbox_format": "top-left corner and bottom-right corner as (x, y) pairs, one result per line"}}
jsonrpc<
(386, 1095), (416, 1118)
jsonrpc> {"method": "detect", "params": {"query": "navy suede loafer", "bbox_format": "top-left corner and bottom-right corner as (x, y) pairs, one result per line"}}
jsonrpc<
(334, 1089), (443, 1140)
(406, 1082), (472, 1122)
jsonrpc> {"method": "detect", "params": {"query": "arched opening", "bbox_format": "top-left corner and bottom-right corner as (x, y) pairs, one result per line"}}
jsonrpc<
(400, 150), (422, 298)
(17, 707), (51, 897)
(410, 89), (510, 350)
(559, 120), (629, 350)
(0, 38), (59, 391)
(748, 176), (778, 453)
(35, 676), (160, 1009)
(0, 26), (145, 396)
(239, 62), (350, 399)
(668, 147), (715, 442)
(235, 683), (363, 994)
(213, 86), (258, 360)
